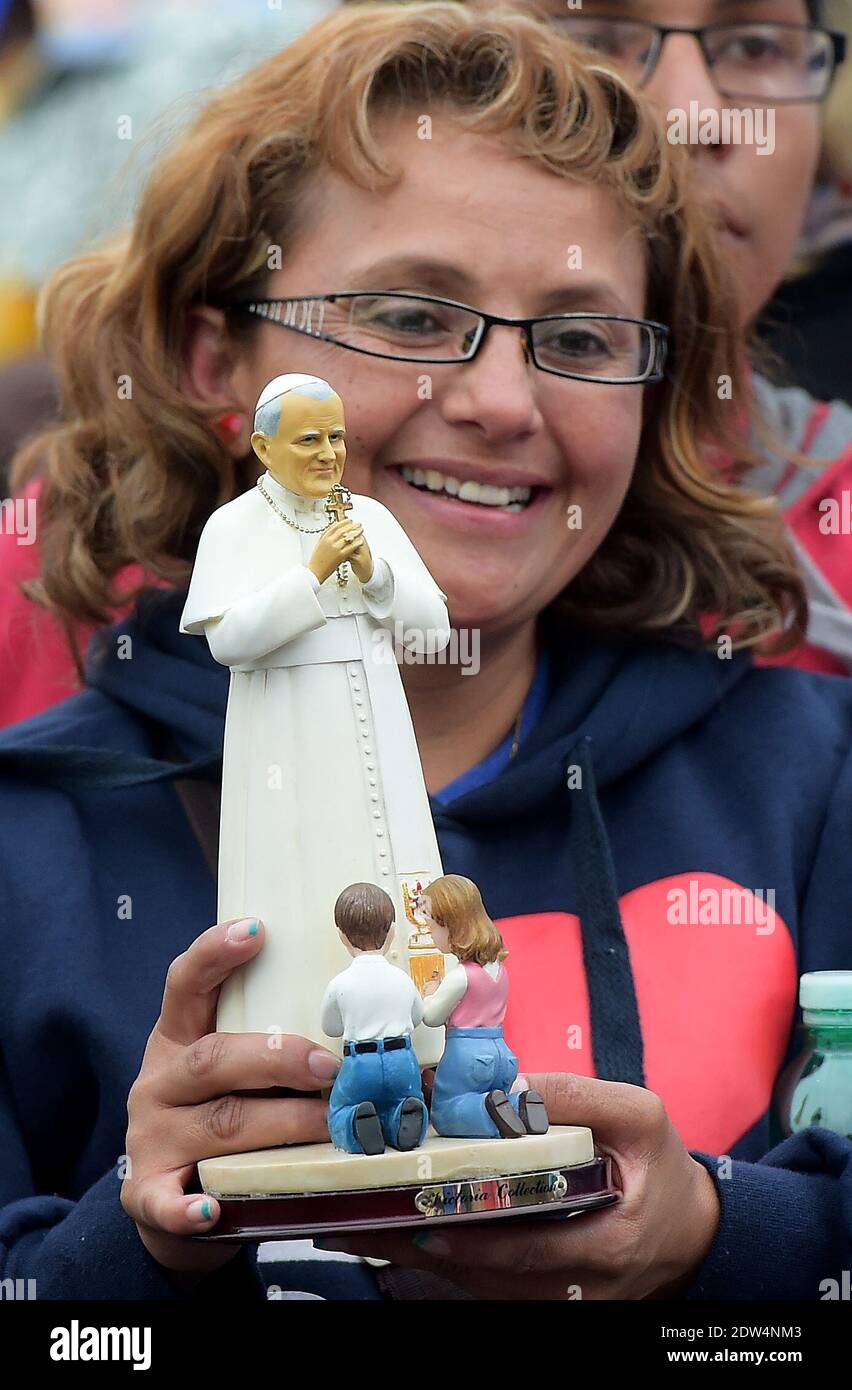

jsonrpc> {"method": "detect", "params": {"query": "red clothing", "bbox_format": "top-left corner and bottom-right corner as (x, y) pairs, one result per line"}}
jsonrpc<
(0, 481), (144, 726)
(759, 443), (852, 675)
(749, 391), (852, 676)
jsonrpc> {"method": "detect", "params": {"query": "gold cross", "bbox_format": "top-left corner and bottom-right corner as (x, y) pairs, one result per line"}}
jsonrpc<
(324, 483), (355, 588)
(325, 483), (353, 526)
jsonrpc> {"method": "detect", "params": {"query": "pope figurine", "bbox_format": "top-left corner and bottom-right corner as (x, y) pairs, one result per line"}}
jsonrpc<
(322, 883), (429, 1155)
(180, 374), (450, 1056)
(421, 875), (550, 1138)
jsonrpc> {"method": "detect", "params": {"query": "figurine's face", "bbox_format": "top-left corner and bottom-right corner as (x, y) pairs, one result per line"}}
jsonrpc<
(418, 896), (451, 954)
(252, 392), (346, 498)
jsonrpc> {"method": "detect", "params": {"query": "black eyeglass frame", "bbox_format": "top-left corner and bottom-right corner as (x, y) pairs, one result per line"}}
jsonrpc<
(230, 292), (670, 386)
(553, 17), (847, 103)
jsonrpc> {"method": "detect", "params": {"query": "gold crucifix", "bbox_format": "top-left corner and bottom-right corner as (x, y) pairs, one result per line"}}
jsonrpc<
(324, 482), (353, 526)
(325, 483), (354, 587)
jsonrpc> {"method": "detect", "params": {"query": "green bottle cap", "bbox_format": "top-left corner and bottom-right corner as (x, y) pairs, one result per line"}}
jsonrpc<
(800, 971), (852, 1011)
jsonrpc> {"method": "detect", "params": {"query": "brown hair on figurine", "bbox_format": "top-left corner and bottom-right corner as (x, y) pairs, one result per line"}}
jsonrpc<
(424, 874), (507, 967)
(335, 882), (395, 952)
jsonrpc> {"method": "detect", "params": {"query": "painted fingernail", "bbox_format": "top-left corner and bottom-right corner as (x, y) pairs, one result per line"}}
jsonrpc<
(188, 1198), (215, 1223)
(226, 918), (260, 942)
(413, 1232), (451, 1257)
(308, 1049), (341, 1081)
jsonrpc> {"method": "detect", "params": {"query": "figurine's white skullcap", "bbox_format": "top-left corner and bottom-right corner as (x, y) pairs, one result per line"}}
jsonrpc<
(255, 374), (335, 412)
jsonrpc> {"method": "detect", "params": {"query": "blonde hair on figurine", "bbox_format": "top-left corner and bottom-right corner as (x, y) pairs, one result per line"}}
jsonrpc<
(426, 875), (508, 967)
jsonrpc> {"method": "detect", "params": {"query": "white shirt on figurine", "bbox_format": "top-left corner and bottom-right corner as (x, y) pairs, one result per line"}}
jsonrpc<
(321, 952), (425, 1043)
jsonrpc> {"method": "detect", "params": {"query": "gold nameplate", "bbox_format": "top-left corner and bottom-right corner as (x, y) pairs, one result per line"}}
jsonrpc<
(414, 1169), (569, 1218)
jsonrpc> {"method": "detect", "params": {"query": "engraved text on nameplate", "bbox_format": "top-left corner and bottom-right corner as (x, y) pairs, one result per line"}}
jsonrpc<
(414, 1169), (569, 1218)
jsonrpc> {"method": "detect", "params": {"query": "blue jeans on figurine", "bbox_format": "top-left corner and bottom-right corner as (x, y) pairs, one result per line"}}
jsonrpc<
(328, 1037), (428, 1155)
(430, 1026), (524, 1138)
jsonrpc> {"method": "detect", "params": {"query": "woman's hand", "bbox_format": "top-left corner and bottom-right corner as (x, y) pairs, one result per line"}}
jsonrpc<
(308, 520), (371, 585)
(121, 917), (338, 1279)
(316, 1072), (721, 1300)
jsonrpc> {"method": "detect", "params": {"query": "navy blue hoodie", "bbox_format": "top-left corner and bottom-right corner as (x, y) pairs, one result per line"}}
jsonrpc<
(0, 590), (851, 1300)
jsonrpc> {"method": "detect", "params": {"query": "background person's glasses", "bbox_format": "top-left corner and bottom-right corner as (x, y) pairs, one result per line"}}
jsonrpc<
(551, 18), (846, 102)
(232, 292), (669, 385)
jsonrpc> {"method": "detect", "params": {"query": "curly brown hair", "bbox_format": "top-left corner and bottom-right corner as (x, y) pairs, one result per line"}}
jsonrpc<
(11, 0), (807, 664)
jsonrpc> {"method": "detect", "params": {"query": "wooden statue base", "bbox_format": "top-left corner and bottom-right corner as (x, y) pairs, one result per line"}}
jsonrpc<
(195, 1126), (619, 1240)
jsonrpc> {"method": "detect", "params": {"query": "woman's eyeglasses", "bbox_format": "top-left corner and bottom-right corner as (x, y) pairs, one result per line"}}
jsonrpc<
(552, 18), (846, 102)
(230, 292), (669, 386)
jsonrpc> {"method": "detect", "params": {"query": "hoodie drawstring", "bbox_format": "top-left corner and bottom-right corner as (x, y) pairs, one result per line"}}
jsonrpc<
(0, 744), (220, 790)
(570, 738), (646, 1088)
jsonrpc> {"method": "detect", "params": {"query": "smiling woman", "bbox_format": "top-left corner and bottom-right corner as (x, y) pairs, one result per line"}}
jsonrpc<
(13, 0), (804, 662)
(2, 0), (852, 1308)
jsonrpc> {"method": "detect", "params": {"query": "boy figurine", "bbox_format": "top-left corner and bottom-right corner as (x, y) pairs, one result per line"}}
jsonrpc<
(322, 883), (429, 1156)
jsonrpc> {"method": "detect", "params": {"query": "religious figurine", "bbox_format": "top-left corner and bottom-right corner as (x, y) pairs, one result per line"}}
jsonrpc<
(420, 875), (550, 1138)
(321, 883), (429, 1155)
(180, 374), (450, 1061)
(196, 868), (615, 1236)
(186, 377), (616, 1238)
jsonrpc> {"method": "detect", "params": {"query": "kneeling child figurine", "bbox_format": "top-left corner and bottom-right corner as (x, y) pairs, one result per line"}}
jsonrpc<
(421, 875), (549, 1139)
(322, 883), (429, 1156)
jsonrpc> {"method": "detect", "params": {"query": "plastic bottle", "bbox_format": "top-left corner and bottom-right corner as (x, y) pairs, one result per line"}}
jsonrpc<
(780, 972), (852, 1140)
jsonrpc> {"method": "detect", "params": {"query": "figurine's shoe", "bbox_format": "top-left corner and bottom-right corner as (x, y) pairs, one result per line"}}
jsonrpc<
(484, 1089), (526, 1138)
(395, 1096), (427, 1152)
(353, 1102), (385, 1155)
(518, 1089), (550, 1135)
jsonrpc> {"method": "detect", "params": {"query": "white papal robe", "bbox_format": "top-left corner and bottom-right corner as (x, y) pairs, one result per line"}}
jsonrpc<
(180, 474), (451, 1065)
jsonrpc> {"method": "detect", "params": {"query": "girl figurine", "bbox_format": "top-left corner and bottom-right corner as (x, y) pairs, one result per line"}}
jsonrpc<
(421, 875), (549, 1139)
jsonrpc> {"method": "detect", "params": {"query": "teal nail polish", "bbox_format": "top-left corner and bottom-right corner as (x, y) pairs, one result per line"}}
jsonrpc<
(248, 921), (259, 937)
(201, 1198), (212, 1221)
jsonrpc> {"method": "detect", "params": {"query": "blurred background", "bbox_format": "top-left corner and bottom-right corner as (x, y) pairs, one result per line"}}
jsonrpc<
(0, 0), (337, 485)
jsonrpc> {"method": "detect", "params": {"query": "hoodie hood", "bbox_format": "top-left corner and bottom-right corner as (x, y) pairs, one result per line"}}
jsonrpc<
(0, 592), (227, 788)
(436, 624), (753, 823)
(0, 589), (753, 800)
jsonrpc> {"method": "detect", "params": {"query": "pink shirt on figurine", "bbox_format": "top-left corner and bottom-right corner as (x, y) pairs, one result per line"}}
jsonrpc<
(447, 961), (509, 1029)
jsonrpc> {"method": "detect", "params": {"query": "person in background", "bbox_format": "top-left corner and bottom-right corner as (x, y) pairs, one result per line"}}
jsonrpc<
(759, 0), (852, 406)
